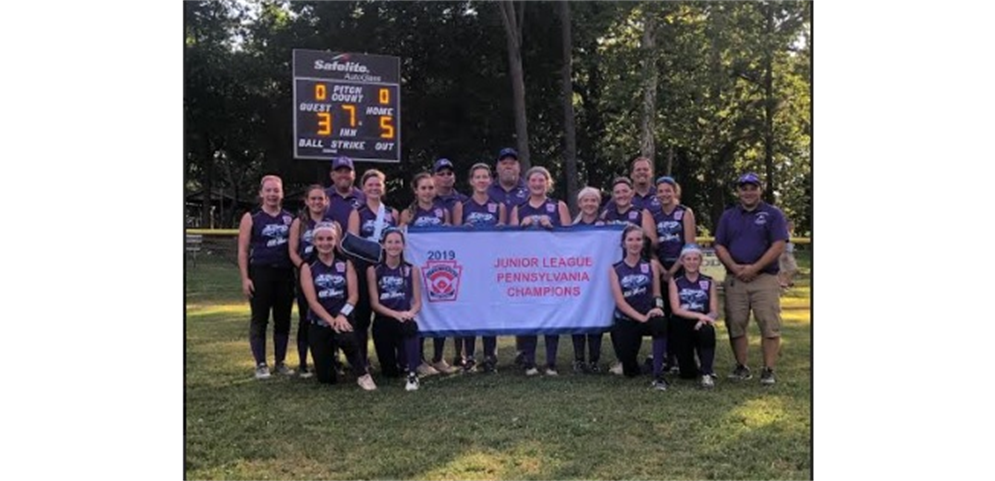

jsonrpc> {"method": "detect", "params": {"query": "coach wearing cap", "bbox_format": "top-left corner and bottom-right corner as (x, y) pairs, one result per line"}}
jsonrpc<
(487, 148), (529, 209)
(324, 156), (365, 231)
(433, 158), (468, 216)
(714, 172), (790, 386)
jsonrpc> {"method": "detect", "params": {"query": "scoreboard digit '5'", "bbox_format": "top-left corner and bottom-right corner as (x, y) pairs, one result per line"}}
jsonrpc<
(293, 50), (401, 162)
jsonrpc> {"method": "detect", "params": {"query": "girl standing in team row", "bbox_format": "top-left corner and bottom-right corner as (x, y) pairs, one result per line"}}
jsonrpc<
(610, 225), (670, 390)
(651, 176), (697, 373)
(602, 177), (658, 244)
(287, 185), (334, 378)
(510, 166), (572, 376)
(453, 163), (507, 373)
(299, 222), (376, 390)
(399, 172), (458, 376)
(571, 187), (606, 373)
(368, 228), (425, 391)
(237, 175), (297, 379)
(347, 169), (400, 371)
(668, 244), (719, 388)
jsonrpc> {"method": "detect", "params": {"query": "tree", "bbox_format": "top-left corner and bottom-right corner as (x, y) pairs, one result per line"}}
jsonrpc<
(497, 1), (531, 170)
(560, 1), (579, 213)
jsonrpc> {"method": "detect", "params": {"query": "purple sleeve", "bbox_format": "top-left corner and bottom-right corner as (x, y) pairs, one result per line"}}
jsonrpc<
(715, 211), (730, 248)
(769, 208), (790, 243)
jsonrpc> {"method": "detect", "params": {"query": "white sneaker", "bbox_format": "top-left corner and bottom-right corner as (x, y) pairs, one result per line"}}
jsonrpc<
(524, 367), (540, 376)
(356, 374), (378, 391)
(609, 362), (623, 376)
(701, 374), (715, 389)
(254, 364), (271, 380)
(405, 375), (420, 391)
(432, 359), (457, 374)
(273, 362), (295, 376)
(416, 362), (439, 377)
(544, 367), (559, 376)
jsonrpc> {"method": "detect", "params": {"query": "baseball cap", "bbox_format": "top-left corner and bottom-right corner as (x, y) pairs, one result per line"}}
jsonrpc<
(497, 147), (519, 161)
(433, 158), (455, 172)
(737, 172), (761, 187)
(332, 156), (354, 171)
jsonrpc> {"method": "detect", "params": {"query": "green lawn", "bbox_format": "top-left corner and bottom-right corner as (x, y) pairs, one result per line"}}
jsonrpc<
(185, 253), (811, 480)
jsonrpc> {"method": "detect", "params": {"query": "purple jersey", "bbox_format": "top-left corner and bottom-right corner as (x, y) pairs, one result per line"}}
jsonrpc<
(604, 189), (660, 213)
(652, 204), (689, 265)
(487, 180), (529, 210)
(324, 187), (365, 232)
(356, 203), (398, 240)
(461, 196), (502, 226)
(516, 198), (563, 227)
(250, 209), (294, 267)
(674, 274), (713, 315)
(307, 258), (350, 326)
(435, 190), (468, 214)
(601, 204), (644, 226)
(714, 202), (789, 275)
(374, 262), (414, 311)
(409, 201), (447, 228)
(298, 213), (335, 259)
(613, 259), (654, 319)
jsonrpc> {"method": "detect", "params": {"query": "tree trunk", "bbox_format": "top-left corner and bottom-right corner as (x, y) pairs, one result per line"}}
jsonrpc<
(666, 146), (674, 176)
(201, 136), (213, 228)
(639, 5), (658, 162)
(763, 2), (776, 204)
(498, 1), (531, 171)
(560, 1), (578, 214)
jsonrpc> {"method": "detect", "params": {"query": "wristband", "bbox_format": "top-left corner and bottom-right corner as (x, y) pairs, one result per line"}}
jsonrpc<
(339, 303), (354, 317)
(654, 297), (664, 309)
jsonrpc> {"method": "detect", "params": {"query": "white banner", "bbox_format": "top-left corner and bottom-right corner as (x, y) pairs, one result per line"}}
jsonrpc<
(404, 226), (624, 336)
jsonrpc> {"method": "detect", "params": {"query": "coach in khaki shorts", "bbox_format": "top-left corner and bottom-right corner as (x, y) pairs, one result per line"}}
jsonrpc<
(714, 172), (790, 385)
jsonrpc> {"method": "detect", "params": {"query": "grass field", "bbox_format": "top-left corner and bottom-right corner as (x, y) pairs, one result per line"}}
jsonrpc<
(185, 252), (811, 480)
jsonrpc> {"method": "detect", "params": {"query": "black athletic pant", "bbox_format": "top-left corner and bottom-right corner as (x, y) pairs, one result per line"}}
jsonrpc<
(308, 322), (366, 384)
(294, 272), (311, 368)
(572, 334), (603, 364)
(669, 316), (717, 379)
(373, 315), (407, 378)
(248, 265), (294, 366)
(352, 260), (374, 367)
(611, 316), (667, 378)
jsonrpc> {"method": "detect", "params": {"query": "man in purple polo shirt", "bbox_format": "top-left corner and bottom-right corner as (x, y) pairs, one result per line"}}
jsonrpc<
(487, 148), (529, 209)
(714, 172), (789, 385)
(433, 158), (468, 213)
(486, 147), (528, 365)
(324, 156), (365, 231)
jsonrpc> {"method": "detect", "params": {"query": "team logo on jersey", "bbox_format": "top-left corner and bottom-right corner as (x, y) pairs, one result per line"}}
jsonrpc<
(422, 260), (463, 302)
(754, 211), (769, 225)
(282, 215), (293, 225)
(335, 262), (346, 272)
(546, 203), (556, 213)
(487, 203), (497, 213)
(516, 189), (527, 199)
(350, 198), (363, 209)
(699, 280), (710, 290)
(640, 263), (649, 274)
(674, 210), (683, 221)
(628, 211), (639, 221)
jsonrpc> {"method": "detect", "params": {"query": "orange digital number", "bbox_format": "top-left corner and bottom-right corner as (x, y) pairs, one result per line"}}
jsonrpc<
(317, 112), (332, 135)
(342, 104), (356, 127)
(379, 88), (390, 104)
(379, 116), (394, 139)
(315, 84), (327, 101)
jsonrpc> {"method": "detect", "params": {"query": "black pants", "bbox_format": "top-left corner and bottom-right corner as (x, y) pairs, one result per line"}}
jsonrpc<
(572, 334), (603, 364)
(669, 316), (717, 379)
(372, 315), (409, 378)
(248, 265), (294, 366)
(308, 322), (366, 384)
(611, 316), (667, 377)
(294, 272), (311, 368)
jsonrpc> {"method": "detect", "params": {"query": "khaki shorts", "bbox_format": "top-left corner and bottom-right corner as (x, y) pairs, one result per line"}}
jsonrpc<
(723, 273), (781, 338)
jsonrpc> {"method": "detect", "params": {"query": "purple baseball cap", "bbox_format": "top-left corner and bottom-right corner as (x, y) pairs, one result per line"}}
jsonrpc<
(332, 156), (354, 171)
(433, 158), (455, 172)
(497, 147), (519, 162)
(737, 172), (761, 187)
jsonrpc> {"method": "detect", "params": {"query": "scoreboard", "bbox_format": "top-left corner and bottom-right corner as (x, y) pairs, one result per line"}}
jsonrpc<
(293, 50), (401, 162)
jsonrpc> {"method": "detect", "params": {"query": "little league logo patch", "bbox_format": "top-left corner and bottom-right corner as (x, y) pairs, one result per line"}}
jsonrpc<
(699, 280), (710, 290)
(674, 210), (683, 221)
(640, 263), (650, 274)
(487, 203), (497, 213)
(629, 211), (639, 221)
(434, 208), (443, 218)
(282, 215), (293, 225)
(754, 211), (769, 225)
(546, 203), (556, 213)
(422, 260), (463, 302)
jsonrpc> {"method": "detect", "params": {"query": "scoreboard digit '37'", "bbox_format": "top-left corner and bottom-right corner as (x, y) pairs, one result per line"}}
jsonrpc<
(293, 50), (400, 162)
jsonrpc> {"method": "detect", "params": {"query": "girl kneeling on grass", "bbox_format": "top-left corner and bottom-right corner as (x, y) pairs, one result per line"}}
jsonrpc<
(609, 225), (670, 390)
(368, 228), (425, 391)
(667, 244), (719, 389)
(299, 222), (377, 391)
